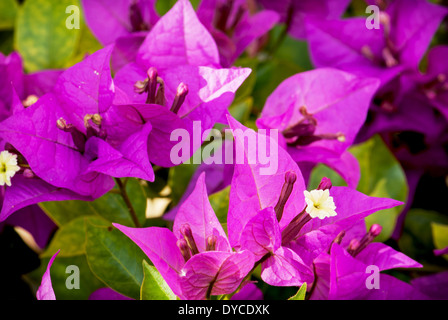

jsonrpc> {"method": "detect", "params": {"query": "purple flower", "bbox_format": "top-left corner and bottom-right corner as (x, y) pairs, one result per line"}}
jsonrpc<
(258, 0), (350, 40)
(420, 45), (448, 122)
(113, 0), (251, 165)
(309, 225), (427, 300)
(305, 0), (447, 87)
(81, 0), (159, 71)
(227, 116), (402, 287)
(411, 271), (448, 300)
(230, 282), (263, 300)
(0, 55), (93, 224)
(197, 0), (279, 67)
(256, 68), (380, 188)
(0, 51), (62, 121)
(114, 172), (255, 300)
(0, 45), (174, 210)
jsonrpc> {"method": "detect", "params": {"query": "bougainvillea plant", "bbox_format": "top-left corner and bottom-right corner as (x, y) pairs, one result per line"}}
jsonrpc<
(1, 0), (448, 303)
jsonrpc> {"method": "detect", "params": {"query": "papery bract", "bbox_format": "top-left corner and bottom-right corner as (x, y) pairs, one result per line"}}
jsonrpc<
(197, 0), (279, 67)
(310, 242), (427, 300)
(258, 0), (350, 40)
(114, 0), (251, 167)
(256, 68), (380, 188)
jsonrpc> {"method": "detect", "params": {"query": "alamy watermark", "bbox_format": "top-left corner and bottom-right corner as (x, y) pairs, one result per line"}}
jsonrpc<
(65, 265), (80, 290)
(66, 5), (80, 29)
(366, 5), (380, 30)
(365, 265), (380, 289)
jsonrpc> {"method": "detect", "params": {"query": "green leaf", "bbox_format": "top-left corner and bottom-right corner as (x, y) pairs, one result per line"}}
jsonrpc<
(310, 135), (408, 242)
(351, 135), (408, 242)
(65, 19), (103, 68)
(398, 209), (448, 260)
(209, 186), (230, 225)
(432, 222), (448, 260)
(252, 57), (302, 113)
(15, 0), (81, 72)
(167, 163), (199, 207)
(0, 30), (14, 55)
(233, 58), (258, 105)
(140, 260), (177, 300)
(275, 37), (313, 72)
(41, 216), (109, 258)
(85, 220), (148, 300)
(39, 200), (96, 227)
(288, 283), (307, 300)
(0, 0), (18, 30)
(39, 178), (147, 227)
(229, 97), (253, 126)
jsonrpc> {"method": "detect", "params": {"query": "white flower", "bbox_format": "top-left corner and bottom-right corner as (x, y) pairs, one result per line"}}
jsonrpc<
(304, 189), (337, 219)
(0, 150), (20, 187)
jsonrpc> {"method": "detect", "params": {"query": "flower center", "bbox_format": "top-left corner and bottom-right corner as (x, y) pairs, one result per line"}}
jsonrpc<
(135, 67), (189, 115)
(281, 177), (336, 246)
(57, 113), (106, 154)
(282, 106), (345, 147)
(0, 150), (21, 187)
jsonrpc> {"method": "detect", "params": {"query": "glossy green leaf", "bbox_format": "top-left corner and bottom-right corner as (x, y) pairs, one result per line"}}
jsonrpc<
(0, 30), (14, 55)
(209, 186), (230, 225)
(398, 208), (448, 260)
(288, 283), (307, 300)
(85, 220), (148, 300)
(252, 57), (302, 113)
(432, 222), (448, 260)
(233, 58), (258, 105)
(66, 19), (103, 68)
(0, 0), (18, 30)
(15, 0), (81, 72)
(39, 178), (147, 227)
(41, 216), (110, 259)
(229, 97), (253, 126)
(140, 260), (177, 300)
(351, 135), (408, 242)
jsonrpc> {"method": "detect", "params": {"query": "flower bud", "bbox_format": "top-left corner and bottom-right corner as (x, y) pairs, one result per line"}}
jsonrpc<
(180, 224), (199, 255)
(274, 171), (297, 221)
(170, 82), (189, 114)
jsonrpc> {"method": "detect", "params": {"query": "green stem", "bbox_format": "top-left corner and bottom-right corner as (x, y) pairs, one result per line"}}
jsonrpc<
(115, 178), (141, 228)
(268, 4), (294, 55)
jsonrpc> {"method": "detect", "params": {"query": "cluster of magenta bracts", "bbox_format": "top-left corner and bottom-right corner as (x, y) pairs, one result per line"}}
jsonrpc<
(1, 0), (448, 300)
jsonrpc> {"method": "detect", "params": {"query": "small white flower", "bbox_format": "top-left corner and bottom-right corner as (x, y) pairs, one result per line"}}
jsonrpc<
(0, 150), (20, 187)
(304, 189), (337, 219)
